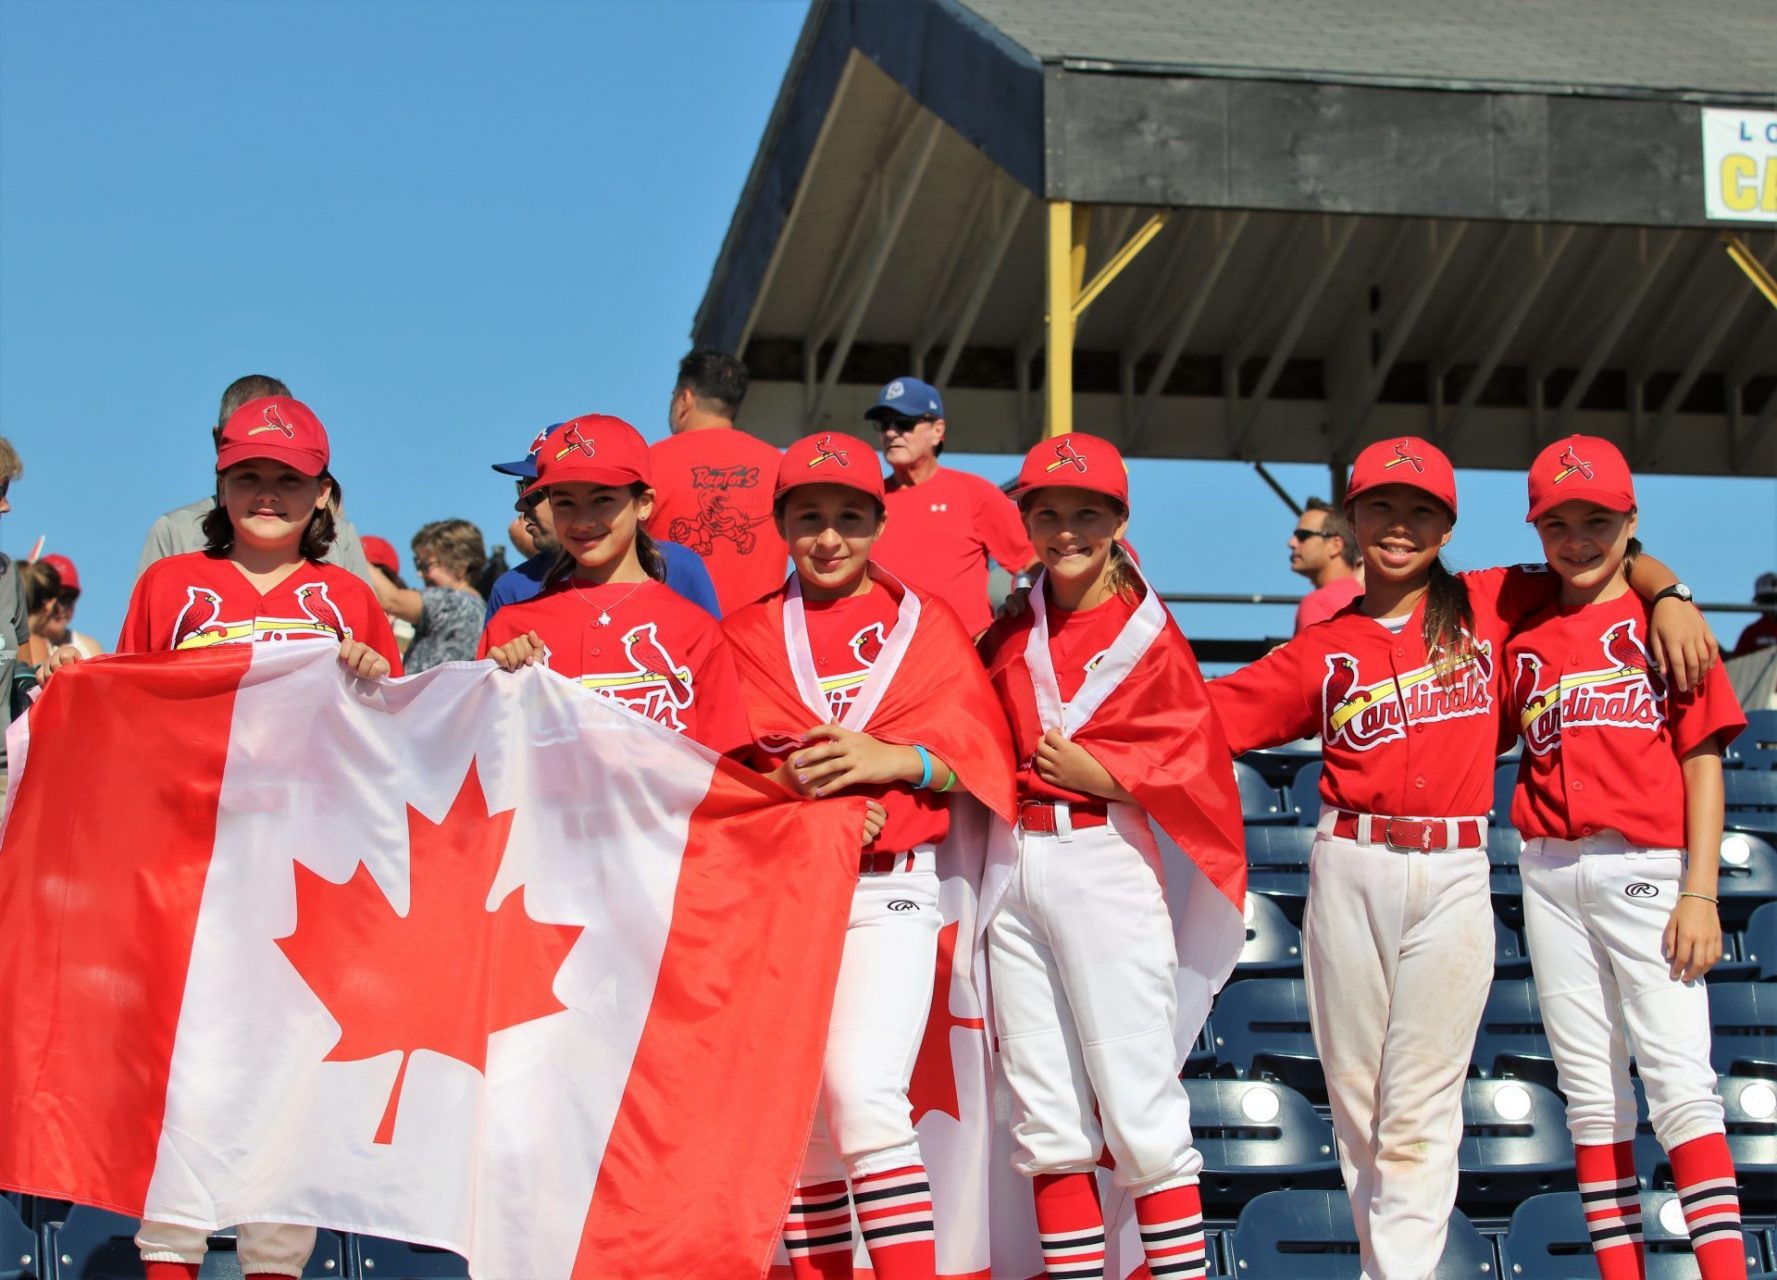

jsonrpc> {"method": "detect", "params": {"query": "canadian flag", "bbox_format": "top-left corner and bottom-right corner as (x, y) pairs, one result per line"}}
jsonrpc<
(0, 643), (862, 1279)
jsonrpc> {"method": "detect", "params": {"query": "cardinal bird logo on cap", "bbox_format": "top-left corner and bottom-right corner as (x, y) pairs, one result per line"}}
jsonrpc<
(806, 434), (850, 469)
(1044, 438), (1089, 474)
(249, 404), (297, 438)
(1384, 440), (1425, 473)
(1552, 444), (1595, 485)
(553, 425), (597, 462)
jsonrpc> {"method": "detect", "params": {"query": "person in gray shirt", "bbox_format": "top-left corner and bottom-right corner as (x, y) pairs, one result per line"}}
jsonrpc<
(135, 374), (373, 584)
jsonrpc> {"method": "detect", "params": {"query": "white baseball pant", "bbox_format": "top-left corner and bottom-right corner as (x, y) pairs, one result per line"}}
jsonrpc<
(136, 1219), (315, 1277)
(799, 846), (943, 1182)
(988, 803), (1202, 1193)
(1303, 812), (1494, 1280)
(1520, 833), (1724, 1149)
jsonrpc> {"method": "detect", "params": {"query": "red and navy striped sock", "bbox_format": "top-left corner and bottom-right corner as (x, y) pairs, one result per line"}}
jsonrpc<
(784, 1178), (854, 1280)
(1033, 1172), (1106, 1279)
(1135, 1183), (1208, 1279)
(851, 1165), (936, 1280)
(1574, 1141), (1644, 1280)
(1669, 1133), (1746, 1280)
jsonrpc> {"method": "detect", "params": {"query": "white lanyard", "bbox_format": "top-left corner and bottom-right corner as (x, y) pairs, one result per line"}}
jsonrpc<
(1024, 549), (1166, 737)
(782, 566), (921, 731)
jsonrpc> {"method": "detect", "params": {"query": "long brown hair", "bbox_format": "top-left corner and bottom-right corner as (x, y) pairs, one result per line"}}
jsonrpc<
(542, 482), (666, 588)
(1423, 555), (1475, 680)
(202, 472), (339, 560)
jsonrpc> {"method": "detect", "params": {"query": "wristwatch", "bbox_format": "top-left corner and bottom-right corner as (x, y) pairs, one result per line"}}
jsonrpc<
(1652, 583), (1694, 605)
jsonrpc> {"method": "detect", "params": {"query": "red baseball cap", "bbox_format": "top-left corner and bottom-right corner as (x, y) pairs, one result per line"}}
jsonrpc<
(1525, 434), (1635, 523)
(1346, 436), (1458, 517)
(361, 536), (401, 576)
(1011, 433), (1129, 506)
(216, 396), (330, 477)
(525, 414), (652, 497)
(41, 553), (79, 592)
(775, 432), (885, 501)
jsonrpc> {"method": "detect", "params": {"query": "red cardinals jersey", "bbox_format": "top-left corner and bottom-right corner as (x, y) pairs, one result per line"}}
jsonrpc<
(873, 468), (1035, 638)
(1507, 592), (1745, 848)
(1212, 566), (1556, 818)
(478, 577), (749, 756)
(118, 552), (402, 672)
(646, 428), (789, 615)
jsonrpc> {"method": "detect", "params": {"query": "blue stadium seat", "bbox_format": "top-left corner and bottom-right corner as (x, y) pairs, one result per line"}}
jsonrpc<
(354, 1236), (471, 1278)
(1210, 978), (1325, 1104)
(1632, 1075), (1777, 1211)
(0, 1195), (37, 1280)
(1494, 914), (1532, 979)
(1746, 900), (1777, 982)
(1718, 831), (1777, 927)
(1183, 1080), (1340, 1213)
(1236, 893), (1303, 978)
(1724, 771), (1777, 837)
(48, 1208), (345, 1278)
(1457, 1079), (1575, 1210)
(1226, 1189), (1494, 1278)
(1243, 825), (1314, 926)
(1502, 1190), (1766, 1279)
(1492, 762), (1518, 828)
(1727, 710), (1777, 770)
(1287, 760), (1323, 825)
(1710, 982), (1777, 1077)
(1487, 827), (1526, 931)
(1235, 759), (1292, 824)
(1470, 978), (1554, 1082)
(1184, 1020), (1218, 1078)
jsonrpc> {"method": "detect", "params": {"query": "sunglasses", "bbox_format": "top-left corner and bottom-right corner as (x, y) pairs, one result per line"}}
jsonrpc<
(1291, 528), (1335, 542)
(413, 556), (435, 574)
(873, 414), (935, 435)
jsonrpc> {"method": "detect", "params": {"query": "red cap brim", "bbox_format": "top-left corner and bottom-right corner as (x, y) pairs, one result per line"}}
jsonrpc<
(215, 442), (328, 477)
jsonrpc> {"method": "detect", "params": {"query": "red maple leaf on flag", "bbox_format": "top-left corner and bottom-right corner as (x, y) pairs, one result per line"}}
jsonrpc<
(275, 760), (583, 1145)
(907, 921), (986, 1126)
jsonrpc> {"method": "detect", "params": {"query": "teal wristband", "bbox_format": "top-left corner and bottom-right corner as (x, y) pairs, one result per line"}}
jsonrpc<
(912, 744), (934, 789)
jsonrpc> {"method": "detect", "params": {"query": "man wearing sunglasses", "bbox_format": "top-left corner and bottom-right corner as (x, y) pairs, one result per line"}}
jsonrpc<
(1289, 497), (1363, 633)
(865, 376), (1037, 639)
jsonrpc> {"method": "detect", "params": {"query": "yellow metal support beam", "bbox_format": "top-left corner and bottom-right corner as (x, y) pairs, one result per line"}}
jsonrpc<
(1044, 202), (1171, 437)
(1724, 231), (1777, 310)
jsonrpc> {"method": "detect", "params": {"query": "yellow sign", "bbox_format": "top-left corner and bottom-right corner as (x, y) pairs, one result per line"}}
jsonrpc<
(1703, 109), (1777, 222)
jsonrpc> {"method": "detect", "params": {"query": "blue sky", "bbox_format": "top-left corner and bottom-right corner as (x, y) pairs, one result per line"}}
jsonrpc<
(2, 0), (1772, 657)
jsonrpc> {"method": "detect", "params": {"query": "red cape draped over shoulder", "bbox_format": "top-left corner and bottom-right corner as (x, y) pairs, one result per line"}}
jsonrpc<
(980, 600), (1246, 907)
(724, 576), (1019, 825)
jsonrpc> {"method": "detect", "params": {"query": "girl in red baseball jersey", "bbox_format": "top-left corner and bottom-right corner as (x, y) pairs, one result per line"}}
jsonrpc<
(723, 431), (1017, 1280)
(42, 395), (398, 1280)
(978, 434), (1246, 1280)
(1209, 436), (1715, 1280)
(480, 415), (749, 757)
(1507, 435), (1746, 1280)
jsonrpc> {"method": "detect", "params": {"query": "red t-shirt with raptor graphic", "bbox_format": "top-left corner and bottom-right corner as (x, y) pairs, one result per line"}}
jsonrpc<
(117, 551), (401, 672)
(646, 427), (788, 615)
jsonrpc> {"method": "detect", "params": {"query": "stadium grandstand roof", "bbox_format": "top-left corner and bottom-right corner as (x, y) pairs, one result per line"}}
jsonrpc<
(695, 0), (1777, 479)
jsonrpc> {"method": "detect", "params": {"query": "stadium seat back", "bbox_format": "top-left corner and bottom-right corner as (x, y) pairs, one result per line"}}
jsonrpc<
(1723, 772), (1777, 838)
(1457, 1079), (1575, 1210)
(1287, 760), (1323, 824)
(48, 1208), (344, 1279)
(1487, 828), (1526, 930)
(1227, 1189), (1493, 1278)
(1210, 978), (1325, 1103)
(1470, 978), (1552, 1080)
(1708, 982), (1777, 1077)
(1726, 710), (1777, 770)
(1503, 1191), (1765, 1279)
(1717, 831), (1777, 926)
(1493, 762), (1518, 828)
(354, 1236), (473, 1278)
(1746, 901), (1776, 982)
(1235, 759), (1291, 824)
(1182, 1080), (1340, 1212)
(1494, 914), (1531, 978)
(1236, 893), (1303, 977)
(0, 1196), (37, 1280)
(1242, 826), (1314, 925)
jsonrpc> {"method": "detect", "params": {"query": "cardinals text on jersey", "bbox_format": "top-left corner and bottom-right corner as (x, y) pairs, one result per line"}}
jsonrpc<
(1515, 618), (1665, 756)
(574, 621), (698, 733)
(1321, 637), (1495, 752)
(172, 581), (355, 649)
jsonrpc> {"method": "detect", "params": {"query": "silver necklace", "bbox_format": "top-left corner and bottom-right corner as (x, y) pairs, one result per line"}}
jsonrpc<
(572, 577), (647, 627)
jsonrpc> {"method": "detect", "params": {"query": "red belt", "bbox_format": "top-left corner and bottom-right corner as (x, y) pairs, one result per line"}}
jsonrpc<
(1332, 811), (1483, 852)
(1018, 800), (1110, 833)
(860, 850), (919, 874)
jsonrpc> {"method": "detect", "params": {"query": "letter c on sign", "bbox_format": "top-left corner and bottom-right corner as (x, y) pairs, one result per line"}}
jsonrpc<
(1723, 155), (1758, 213)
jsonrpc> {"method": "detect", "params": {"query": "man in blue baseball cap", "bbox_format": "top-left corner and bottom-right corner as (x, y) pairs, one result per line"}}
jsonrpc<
(483, 425), (720, 621)
(865, 376), (1036, 638)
